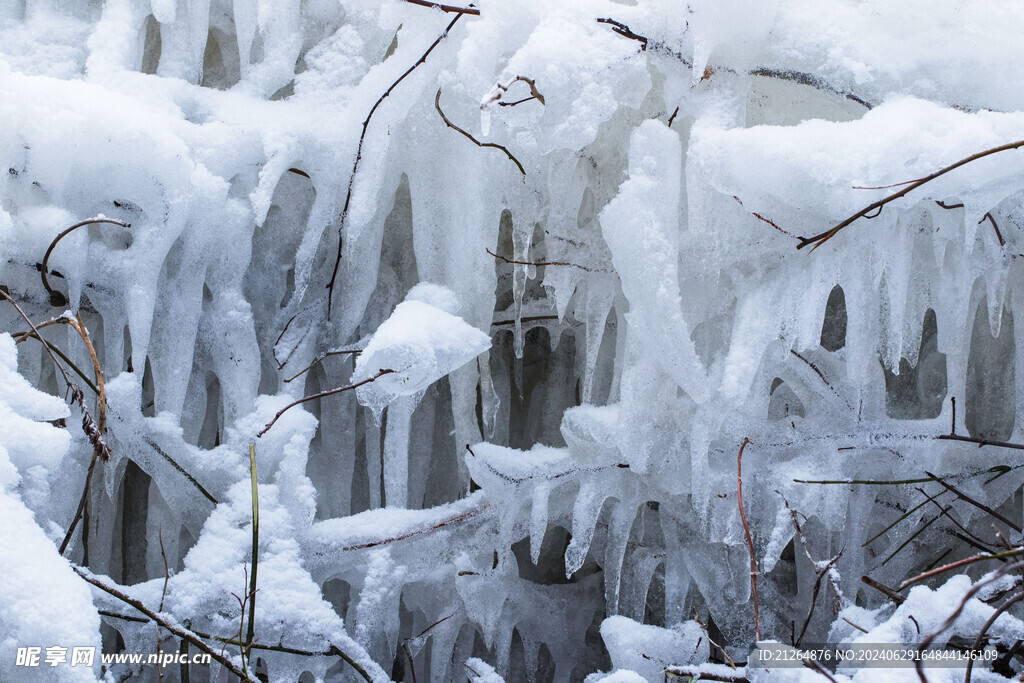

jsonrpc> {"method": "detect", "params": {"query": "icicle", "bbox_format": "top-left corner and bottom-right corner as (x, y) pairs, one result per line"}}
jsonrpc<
(564, 480), (606, 576)
(529, 482), (551, 564)
(364, 409), (382, 509)
(480, 107), (492, 138)
(511, 225), (532, 359)
(382, 391), (422, 508)
(603, 499), (635, 615)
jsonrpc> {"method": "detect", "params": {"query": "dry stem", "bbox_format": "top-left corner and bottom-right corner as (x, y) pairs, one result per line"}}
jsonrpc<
(737, 437), (761, 641)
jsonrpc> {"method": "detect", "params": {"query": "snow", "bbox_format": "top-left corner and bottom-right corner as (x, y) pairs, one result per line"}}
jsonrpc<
(1, 0), (1024, 680)
(0, 335), (101, 682)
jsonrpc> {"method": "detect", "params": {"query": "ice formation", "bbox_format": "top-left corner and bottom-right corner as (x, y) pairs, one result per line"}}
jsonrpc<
(1, 0), (1024, 681)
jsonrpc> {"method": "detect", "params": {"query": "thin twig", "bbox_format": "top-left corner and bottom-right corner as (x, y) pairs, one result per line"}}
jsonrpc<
(898, 548), (1024, 591)
(340, 504), (489, 551)
(284, 349), (361, 383)
(73, 567), (250, 680)
(596, 18), (648, 49)
(97, 608), (374, 680)
(798, 138), (1024, 250)
(157, 527), (170, 683)
(915, 487), (996, 551)
(780, 494), (844, 646)
(596, 18), (873, 110)
(485, 247), (591, 271)
(861, 575), (905, 605)
(924, 471), (1022, 534)
(326, 13), (465, 314)
(691, 610), (738, 670)
(881, 504), (952, 566)
(257, 369), (395, 437)
(842, 616), (869, 633)
(737, 437), (761, 641)
(435, 88), (525, 175)
(733, 196), (795, 237)
(915, 561), (1024, 683)
(402, 0), (479, 14)
(14, 333), (100, 394)
(965, 590), (1024, 683)
(492, 314), (559, 327)
(40, 218), (131, 307)
(933, 201), (1005, 247)
(246, 445), (259, 654)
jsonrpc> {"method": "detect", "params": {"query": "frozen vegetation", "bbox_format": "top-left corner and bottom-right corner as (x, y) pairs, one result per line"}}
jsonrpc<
(1, 0), (1023, 681)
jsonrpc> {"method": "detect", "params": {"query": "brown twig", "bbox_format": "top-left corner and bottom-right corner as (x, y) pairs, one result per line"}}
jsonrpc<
(691, 610), (738, 670)
(861, 575), (905, 605)
(898, 548), (1024, 591)
(842, 616), (869, 633)
(798, 138), (1024, 250)
(40, 218), (131, 307)
(737, 437), (761, 641)
(780, 494), (844, 646)
(667, 106), (680, 127)
(485, 247), (592, 271)
(596, 18), (873, 110)
(933, 201), (1005, 247)
(483, 75), (546, 108)
(157, 527), (170, 683)
(283, 349), (361, 383)
(732, 196), (795, 237)
(73, 566), (250, 681)
(0, 289), (112, 555)
(326, 13), (465, 314)
(257, 369), (395, 437)
(936, 433), (1024, 453)
(924, 471), (1022, 534)
(596, 18), (649, 49)
(402, 0), (479, 14)
(435, 88), (525, 175)
(340, 504), (489, 551)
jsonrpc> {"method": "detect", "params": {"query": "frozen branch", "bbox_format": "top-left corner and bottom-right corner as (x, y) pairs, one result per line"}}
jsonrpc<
(73, 567), (250, 681)
(326, 13), (466, 314)
(257, 369), (395, 437)
(40, 218), (131, 307)
(435, 88), (526, 175)
(798, 138), (1024, 250)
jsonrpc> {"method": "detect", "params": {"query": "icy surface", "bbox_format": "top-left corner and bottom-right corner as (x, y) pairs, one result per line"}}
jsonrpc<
(1, 0), (1024, 681)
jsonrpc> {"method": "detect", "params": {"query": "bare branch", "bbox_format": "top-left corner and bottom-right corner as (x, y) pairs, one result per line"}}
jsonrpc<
(435, 88), (525, 175)
(924, 471), (1022, 534)
(798, 138), (1024, 250)
(401, 0), (479, 15)
(326, 13), (465, 314)
(898, 547), (1024, 591)
(40, 218), (131, 307)
(73, 567), (250, 681)
(257, 369), (395, 437)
